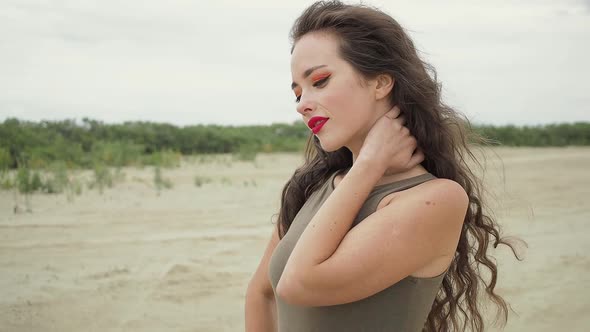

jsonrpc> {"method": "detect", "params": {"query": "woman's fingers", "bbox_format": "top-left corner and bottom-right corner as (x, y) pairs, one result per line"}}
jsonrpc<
(406, 135), (417, 149)
(408, 148), (425, 168)
(397, 116), (406, 126)
(387, 106), (401, 119)
(364, 105), (422, 174)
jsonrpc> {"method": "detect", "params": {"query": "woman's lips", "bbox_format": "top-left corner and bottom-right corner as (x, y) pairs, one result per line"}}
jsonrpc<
(308, 116), (329, 134)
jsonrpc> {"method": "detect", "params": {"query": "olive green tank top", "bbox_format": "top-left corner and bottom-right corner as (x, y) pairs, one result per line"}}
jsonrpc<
(268, 169), (447, 332)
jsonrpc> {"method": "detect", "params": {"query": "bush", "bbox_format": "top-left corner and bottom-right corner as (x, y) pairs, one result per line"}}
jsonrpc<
(143, 149), (182, 168)
(88, 163), (114, 194)
(0, 172), (13, 190)
(153, 166), (173, 195)
(91, 141), (144, 167)
(0, 147), (10, 171)
(233, 144), (258, 162)
(194, 175), (213, 187)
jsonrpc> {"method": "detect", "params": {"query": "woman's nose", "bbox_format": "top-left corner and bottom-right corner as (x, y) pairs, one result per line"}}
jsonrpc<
(296, 97), (315, 116)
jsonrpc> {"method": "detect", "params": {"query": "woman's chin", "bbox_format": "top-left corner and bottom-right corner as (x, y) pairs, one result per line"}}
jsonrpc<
(317, 138), (342, 153)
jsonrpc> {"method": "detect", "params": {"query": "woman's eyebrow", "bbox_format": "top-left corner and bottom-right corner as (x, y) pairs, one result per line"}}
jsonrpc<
(291, 65), (328, 89)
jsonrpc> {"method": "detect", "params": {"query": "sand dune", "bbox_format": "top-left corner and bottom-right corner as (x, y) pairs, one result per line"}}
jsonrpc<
(0, 147), (589, 331)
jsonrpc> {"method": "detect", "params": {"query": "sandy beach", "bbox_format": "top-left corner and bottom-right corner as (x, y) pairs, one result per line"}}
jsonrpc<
(1, 147), (589, 331)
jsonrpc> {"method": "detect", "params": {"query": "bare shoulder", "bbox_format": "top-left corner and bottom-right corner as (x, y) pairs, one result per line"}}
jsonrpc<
(386, 178), (468, 277)
(417, 177), (467, 200)
(377, 178), (469, 210)
(384, 177), (469, 249)
(386, 177), (468, 210)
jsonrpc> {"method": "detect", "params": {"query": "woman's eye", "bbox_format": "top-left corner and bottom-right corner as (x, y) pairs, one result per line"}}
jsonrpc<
(293, 75), (330, 103)
(313, 76), (330, 87)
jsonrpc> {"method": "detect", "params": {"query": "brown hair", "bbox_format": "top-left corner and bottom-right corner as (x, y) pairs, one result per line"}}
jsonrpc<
(276, 1), (524, 331)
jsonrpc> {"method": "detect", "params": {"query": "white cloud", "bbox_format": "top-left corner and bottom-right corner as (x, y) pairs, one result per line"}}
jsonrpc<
(0, 0), (588, 125)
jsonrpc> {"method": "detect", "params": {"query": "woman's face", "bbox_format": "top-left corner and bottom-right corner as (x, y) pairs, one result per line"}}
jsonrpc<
(291, 32), (380, 153)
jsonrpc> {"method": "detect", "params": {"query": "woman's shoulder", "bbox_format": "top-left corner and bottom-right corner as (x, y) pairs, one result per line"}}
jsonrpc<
(411, 177), (466, 197)
(334, 168), (466, 212)
(388, 177), (469, 217)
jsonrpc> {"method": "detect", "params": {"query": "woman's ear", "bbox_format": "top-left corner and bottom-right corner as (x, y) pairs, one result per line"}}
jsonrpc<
(374, 74), (394, 100)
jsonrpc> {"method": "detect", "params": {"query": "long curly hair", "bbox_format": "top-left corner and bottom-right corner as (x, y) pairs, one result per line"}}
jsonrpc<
(276, 1), (525, 331)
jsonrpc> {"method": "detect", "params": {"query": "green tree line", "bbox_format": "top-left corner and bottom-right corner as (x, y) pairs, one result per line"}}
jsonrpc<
(473, 123), (590, 147)
(1, 117), (588, 170)
(0, 117), (308, 169)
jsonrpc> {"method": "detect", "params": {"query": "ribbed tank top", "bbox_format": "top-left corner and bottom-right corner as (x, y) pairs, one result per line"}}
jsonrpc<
(268, 169), (446, 332)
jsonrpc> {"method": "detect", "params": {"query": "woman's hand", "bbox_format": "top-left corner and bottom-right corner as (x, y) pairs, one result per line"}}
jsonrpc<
(357, 106), (424, 176)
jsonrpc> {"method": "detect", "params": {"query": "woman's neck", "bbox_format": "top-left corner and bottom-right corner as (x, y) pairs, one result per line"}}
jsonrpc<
(346, 137), (428, 186)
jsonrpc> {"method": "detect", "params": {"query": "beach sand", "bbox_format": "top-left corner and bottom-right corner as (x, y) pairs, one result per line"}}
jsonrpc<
(1, 147), (588, 331)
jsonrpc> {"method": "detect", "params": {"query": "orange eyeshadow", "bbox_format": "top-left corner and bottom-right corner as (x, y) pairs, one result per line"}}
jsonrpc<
(311, 72), (331, 82)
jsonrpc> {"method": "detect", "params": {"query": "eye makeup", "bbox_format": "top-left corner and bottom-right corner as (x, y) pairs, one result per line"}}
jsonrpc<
(294, 88), (302, 103)
(311, 72), (331, 83)
(293, 72), (332, 103)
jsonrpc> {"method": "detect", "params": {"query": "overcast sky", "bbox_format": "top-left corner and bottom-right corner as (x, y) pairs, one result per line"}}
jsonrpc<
(1, 0), (589, 126)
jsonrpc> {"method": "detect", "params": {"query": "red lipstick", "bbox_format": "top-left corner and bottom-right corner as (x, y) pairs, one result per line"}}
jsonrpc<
(308, 116), (329, 134)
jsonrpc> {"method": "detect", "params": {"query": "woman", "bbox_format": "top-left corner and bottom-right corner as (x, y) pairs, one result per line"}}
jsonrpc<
(245, 1), (522, 331)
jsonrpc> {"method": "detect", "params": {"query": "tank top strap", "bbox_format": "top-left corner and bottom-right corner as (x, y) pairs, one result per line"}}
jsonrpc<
(364, 173), (437, 214)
